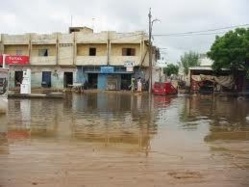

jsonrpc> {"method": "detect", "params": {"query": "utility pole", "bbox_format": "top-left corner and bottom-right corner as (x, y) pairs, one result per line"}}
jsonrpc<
(2, 54), (6, 69)
(148, 9), (160, 94)
(148, 8), (152, 94)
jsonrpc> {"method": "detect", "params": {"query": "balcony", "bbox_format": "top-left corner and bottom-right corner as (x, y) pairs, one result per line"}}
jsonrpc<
(58, 57), (73, 66)
(76, 56), (107, 66)
(30, 56), (56, 65)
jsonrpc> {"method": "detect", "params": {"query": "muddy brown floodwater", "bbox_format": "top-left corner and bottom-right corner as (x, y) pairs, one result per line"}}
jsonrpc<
(0, 93), (249, 187)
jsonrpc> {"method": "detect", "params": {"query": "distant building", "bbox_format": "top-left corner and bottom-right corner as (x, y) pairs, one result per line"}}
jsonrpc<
(0, 27), (159, 91)
(189, 55), (235, 94)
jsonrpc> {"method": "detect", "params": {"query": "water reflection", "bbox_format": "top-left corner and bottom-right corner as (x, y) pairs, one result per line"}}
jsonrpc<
(5, 94), (249, 145)
(2, 93), (249, 186)
(6, 93), (159, 152)
(70, 93), (154, 151)
(180, 95), (249, 140)
(0, 114), (8, 154)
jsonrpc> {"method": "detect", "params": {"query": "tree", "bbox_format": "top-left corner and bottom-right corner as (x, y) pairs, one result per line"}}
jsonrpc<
(163, 63), (179, 76)
(179, 51), (200, 75)
(207, 28), (249, 72)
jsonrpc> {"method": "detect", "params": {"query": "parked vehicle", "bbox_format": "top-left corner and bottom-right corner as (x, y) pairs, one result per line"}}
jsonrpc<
(152, 82), (178, 95)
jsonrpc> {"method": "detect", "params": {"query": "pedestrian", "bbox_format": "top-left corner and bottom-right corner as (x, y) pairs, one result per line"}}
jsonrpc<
(137, 79), (142, 92)
(130, 77), (135, 92)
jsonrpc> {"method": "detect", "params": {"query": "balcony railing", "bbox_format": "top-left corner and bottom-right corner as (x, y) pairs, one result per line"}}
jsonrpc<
(30, 56), (56, 65)
(76, 56), (108, 66)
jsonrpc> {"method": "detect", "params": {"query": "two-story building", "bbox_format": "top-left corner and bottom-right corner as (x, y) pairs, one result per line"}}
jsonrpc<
(0, 27), (159, 91)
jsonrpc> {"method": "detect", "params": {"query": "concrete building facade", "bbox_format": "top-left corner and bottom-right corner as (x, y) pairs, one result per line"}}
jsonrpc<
(0, 27), (158, 91)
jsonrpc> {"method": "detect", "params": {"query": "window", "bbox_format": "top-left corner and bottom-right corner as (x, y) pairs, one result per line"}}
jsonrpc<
(38, 49), (48, 56)
(89, 48), (96, 56)
(122, 48), (135, 56)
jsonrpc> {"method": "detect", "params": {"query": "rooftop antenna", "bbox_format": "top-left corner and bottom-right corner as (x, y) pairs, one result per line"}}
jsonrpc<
(92, 18), (95, 31)
(71, 15), (73, 27)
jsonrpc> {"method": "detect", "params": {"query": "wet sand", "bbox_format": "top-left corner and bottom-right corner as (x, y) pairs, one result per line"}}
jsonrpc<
(1, 131), (248, 187)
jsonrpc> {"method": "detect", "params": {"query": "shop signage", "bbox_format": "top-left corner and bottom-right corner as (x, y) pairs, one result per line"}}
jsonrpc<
(100, 66), (114, 73)
(124, 61), (134, 67)
(0, 55), (29, 65)
(126, 66), (133, 72)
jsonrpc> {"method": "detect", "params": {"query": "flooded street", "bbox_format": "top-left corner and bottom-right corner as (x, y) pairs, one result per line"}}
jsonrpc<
(0, 93), (249, 187)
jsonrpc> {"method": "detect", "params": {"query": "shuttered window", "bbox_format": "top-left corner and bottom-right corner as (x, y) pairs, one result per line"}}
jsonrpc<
(122, 48), (135, 56)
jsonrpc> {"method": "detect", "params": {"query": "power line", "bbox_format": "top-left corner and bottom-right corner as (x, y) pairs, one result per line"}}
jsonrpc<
(155, 31), (227, 37)
(153, 23), (249, 37)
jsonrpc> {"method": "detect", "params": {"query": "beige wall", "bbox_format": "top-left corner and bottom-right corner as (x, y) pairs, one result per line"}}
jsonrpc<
(31, 34), (57, 44)
(58, 34), (74, 65)
(76, 56), (107, 66)
(58, 44), (74, 65)
(31, 56), (56, 65)
(2, 34), (30, 45)
(110, 56), (140, 66)
(76, 32), (108, 43)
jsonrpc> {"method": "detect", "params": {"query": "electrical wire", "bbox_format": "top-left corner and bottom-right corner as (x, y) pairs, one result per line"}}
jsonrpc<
(153, 23), (249, 37)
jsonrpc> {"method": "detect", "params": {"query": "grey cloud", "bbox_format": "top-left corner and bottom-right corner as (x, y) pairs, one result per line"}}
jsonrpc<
(0, 0), (248, 63)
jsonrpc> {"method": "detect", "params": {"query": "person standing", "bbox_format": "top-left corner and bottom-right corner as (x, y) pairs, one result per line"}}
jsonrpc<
(137, 79), (142, 92)
(130, 77), (135, 92)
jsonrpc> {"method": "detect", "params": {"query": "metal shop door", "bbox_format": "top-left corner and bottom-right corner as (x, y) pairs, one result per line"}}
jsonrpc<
(106, 75), (119, 90)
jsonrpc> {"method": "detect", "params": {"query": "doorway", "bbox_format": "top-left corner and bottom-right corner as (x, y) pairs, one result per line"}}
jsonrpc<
(121, 74), (131, 90)
(15, 71), (23, 87)
(42, 71), (51, 87)
(64, 72), (73, 88)
(88, 73), (98, 89)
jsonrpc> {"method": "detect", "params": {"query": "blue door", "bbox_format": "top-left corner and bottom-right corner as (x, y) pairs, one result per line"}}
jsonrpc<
(98, 74), (106, 90)
(42, 71), (51, 87)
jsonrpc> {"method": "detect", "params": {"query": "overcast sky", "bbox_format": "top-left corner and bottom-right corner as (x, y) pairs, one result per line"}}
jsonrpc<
(0, 0), (248, 63)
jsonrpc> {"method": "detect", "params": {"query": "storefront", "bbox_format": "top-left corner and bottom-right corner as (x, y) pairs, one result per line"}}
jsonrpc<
(76, 65), (144, 91)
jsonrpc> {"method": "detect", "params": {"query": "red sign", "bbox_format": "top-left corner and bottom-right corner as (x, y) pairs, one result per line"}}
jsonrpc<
(0, 55), (29, 65)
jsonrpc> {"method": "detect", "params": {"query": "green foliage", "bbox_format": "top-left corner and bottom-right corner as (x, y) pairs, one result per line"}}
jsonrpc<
(163, 63), (179, 76)
(179, 51), (200, 75)
(207, 28), (249, 72)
